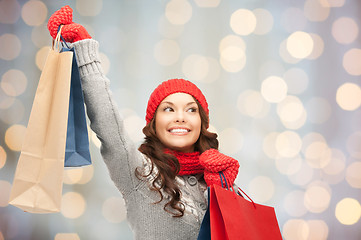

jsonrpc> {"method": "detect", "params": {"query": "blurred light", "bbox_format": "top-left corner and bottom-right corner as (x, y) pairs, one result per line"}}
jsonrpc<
(336, 83), (361, 111)
(261, 76), (287, 103)
(165, 0), (193, 25)
(219, 54), (246, 73)
(304, 181), (331, 213)
(123, 114), (145, 143)
(154, 39), (180, 66)
(0, 232), (3, 240)
(31, 25), (50, 48)
(283, 68), (309, 95)
(281, 7), (307, 33)
(253, 8), (273, 35)
(219, 35), (247, 72)
(346, 161), (361, 188)
(288, 162), (314, 186)
(237, 90), (270, 118)
(301, 132), (326, 154)
(54, 233), (80, 240)
(306, 97), (331, 124)
(230, 9), (257, 35)
(0, 146), (6, 169)
(0, 0), (21, 24)
(307, 220), (329, 240)
(0, 34), (21, 60)
(307, 33), (324, 59)
(102, 197), (127, 223)
(286, 31), (314, 59)
(5, 124), (26, 151)
(305, 141), (331, 169)
(335, 198), (361, 225)
(63, 168), (83, 185)
(99, 52), (110, 75)
(279, 39), (301, 64)
(283, 190), (307, 217)
(304, 0), (330, 22)
(76, 0), (102, 16)
(262, 132), (279, 159)
(346, 131), (361, 159)
(182, 54), (209, 81)
(343, 48), (361, 76)
(194, 0), (220, 8)
(282, 219), (309, 240)
(61, 192), (86, 219)
(158, 15), (184, 39)
(0, 88), (15, 109)
(218, 128), (243, 155)
(21, 0), (47, 26)
(275, 131), (302, 158)
(35, 46), (50, 71)
(0, 99), (25, 124)
(1, 69), (27, 97)
(219, 35), (246, 52)
(332, 17), (358, 44)
(248, 176), (274, 203)
(0, 180), (11, 207)
(277, 96), (307, 129)
(322, 148), (346, 183)
(324, 0), (345, 7)
(221, 45), (245, 62)
(78, 165), (94, 184)
(276, 155), (303, 176)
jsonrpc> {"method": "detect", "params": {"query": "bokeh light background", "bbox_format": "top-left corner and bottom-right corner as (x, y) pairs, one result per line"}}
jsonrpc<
(1, 0), (361, 239)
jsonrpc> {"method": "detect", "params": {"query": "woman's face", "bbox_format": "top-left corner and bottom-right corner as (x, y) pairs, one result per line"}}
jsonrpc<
(155, 92), (202, 153)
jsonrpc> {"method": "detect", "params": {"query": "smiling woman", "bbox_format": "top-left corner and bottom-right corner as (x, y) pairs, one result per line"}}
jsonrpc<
(155, 92), (202, 153)
(43, 6), (241, 240)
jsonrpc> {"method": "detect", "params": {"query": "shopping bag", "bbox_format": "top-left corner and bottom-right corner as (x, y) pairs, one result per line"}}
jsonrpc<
(60, 37), (91, 168)
(197, 188), (211, 240)
(8, 27), (72, 213)
(210, 173), (283, 240)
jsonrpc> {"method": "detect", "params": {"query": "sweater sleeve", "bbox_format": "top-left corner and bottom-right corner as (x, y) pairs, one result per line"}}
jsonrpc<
(70, 39), (144, 196)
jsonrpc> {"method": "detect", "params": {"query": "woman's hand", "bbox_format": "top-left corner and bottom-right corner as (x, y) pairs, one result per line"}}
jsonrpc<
(47, 5), (91, 43)
(199, 148), (240, 187)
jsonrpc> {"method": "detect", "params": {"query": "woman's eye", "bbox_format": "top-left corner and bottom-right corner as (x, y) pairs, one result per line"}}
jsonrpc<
(164, 107), (173, 112)
(187, 107), (198, 113)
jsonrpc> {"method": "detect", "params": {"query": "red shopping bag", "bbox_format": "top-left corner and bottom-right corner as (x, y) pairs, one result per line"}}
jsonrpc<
(209, 173), (283, 240)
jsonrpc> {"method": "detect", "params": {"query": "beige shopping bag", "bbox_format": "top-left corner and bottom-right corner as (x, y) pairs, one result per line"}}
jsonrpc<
(8, 27), (73, 213)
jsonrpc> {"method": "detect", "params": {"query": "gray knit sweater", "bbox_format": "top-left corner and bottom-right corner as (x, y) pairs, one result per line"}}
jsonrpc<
(72, 39), (208, 240)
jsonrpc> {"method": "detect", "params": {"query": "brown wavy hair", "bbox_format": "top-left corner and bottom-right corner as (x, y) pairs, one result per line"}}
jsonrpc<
(137, 99), (218, 217)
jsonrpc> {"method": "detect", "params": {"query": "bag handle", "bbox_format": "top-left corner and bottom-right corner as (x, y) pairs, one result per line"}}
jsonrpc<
(52, 25), (63, 52)
(219, 171), (256, 209)
(57, 25), (71, 49)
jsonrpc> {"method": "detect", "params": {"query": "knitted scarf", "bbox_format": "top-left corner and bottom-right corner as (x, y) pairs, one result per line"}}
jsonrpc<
(167, 150), (204, 176)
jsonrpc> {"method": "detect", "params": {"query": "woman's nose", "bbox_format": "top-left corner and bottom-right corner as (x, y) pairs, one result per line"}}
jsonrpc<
(175, 111), (186, 122)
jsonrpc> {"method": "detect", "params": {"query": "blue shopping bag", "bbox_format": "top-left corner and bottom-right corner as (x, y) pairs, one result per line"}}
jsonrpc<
(60, 33), (91, 167)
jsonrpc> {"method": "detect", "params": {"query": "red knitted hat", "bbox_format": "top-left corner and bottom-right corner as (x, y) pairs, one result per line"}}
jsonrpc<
(146, 79), (209, 125)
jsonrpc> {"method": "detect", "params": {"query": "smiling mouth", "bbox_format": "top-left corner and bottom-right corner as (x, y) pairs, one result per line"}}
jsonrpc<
(169, 128), (190, 134)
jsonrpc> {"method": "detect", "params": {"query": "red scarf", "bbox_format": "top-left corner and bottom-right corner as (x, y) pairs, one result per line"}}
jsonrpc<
(165, 150), (204, 176)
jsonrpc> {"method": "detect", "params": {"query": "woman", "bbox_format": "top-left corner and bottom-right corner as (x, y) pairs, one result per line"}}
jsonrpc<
(48, 6), (240, 239)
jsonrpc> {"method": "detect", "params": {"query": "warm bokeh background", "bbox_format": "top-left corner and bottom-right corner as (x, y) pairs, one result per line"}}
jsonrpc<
(1, 0), (361, 239)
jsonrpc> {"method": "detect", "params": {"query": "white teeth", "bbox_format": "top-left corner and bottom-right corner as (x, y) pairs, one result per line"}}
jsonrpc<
(170, 128), (188, 133)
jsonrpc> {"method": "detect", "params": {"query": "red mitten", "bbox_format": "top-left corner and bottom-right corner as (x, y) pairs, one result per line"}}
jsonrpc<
(199, 148), (240, 187)
(47, 5), (91, 43)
